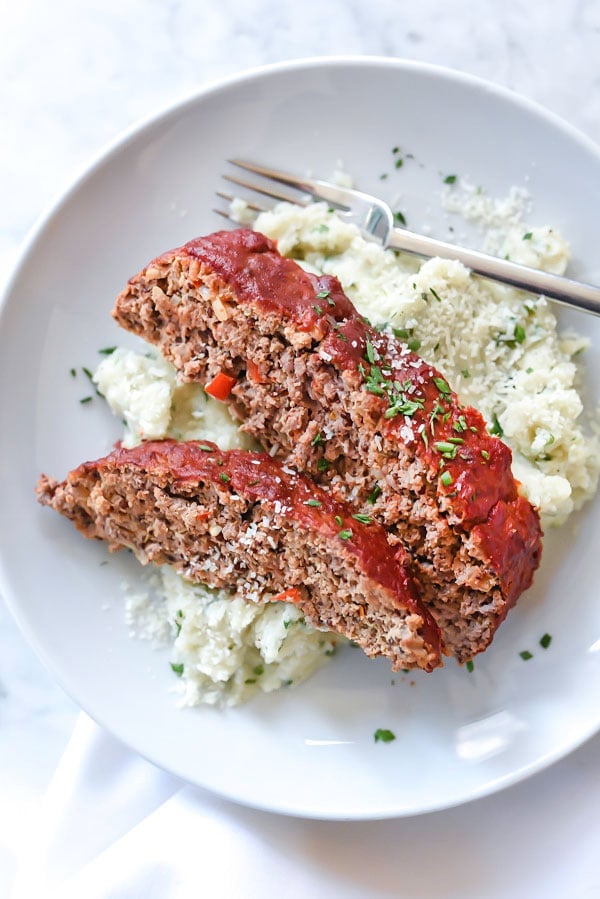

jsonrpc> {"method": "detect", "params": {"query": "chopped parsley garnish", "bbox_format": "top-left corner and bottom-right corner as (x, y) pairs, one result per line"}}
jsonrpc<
(514, 324), (526, 343)
(453, 415), (467, 433)
(316, 289), (331, 300)
(461, 369), (470, 378)
(98, 346), (116, 355)
(374, 728), (396, 743)
(526, 367), (534, 374)
(466, 660), (474, 673)
(248, 479), (261, 486)
(170, 662), (184, 676)
(244, 678), (256, 684)
(481, 450), (490, 461)
(522, 231), (533, 240)
(312, 304), (323, 315)
(393, 211), (407, 226)
(392, 146), (400, 154)
(70, 368), (76, 378)
(395, 157), (403, 169)
(440, 471), (453, 487)
(82, 366), (94, 381)
(379, 173), (388, 180)
(519, 650), (533, 661)
(433, 377), (451, 395)
(443, 174), (457, 184)
(253, 665), (264, 677)
(317, 458), (331, 472)
(408, 338), (421, 352)
(489, 413), (504, 437)
(367, 484), (382, 504)
(219, 472), (231, 482)
(79, 396), (93, 404)
(430, 287), (442, 302)
(305, 499), (322, 508)
(352, 513), (372, 524)
(198, 444), (213, 452)
(435, 441), (458, 459)
(334, 515), (343, 526)
(540, 633), (552, 649)
(338, 529), (353, 540)
(174, 610), (184, 636)
(365, 338), (376, 364)
(392, 327), (413, 339)
(311, 432), (323, 446)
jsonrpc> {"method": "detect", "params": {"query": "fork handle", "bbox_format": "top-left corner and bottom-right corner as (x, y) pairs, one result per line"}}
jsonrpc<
(387, 228), (600, 316)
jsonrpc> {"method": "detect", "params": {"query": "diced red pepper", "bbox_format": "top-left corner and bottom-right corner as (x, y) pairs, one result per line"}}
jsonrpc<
(246, 360), (264, 384)
(271, 587), (302, 604)
(205, 371), (237, 401)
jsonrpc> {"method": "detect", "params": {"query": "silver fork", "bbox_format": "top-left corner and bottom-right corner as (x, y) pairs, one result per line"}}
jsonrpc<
(216, 159), (600, 317)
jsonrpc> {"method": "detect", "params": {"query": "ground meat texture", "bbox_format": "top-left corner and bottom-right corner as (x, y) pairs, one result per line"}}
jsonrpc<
(37, 440), (441, 673)
(113, 229), (543, 662)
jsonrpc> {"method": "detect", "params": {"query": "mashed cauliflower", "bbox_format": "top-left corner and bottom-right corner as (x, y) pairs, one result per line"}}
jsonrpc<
(94, 193), (598, 706)
(255, 201), (598, 524)
(95, 349), (341, 707)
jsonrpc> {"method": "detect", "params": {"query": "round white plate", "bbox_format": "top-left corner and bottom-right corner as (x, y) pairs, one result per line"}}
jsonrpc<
(1, 58), (599, 820)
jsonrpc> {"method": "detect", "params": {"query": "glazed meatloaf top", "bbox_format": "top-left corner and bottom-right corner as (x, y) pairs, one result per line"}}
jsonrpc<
(37, 440), (442, 672)
(113, 228), (543, 661)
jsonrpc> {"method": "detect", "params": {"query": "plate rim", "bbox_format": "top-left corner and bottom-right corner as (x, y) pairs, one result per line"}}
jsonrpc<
(2, 55), (600, 820)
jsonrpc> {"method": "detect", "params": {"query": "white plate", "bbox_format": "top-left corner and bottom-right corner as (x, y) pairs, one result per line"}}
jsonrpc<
(1, 58), (599, 820)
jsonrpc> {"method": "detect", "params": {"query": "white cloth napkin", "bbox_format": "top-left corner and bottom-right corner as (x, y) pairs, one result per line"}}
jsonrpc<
(11, 714), (600, 899)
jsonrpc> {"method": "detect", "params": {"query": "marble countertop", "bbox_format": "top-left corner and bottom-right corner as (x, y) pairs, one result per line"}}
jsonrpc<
(2, 0), (600, 894)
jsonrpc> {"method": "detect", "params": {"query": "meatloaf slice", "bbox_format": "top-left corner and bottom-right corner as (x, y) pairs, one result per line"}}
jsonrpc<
(113, 228), (543, 662)
(36, 439), (441, 672)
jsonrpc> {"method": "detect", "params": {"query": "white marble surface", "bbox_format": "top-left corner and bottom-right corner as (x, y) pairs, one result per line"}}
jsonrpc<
(2, 0), (600, 895)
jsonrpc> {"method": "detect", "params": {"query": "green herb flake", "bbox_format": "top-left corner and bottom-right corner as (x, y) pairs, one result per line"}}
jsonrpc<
(461, 369), (470, 378)
(324, 648), (337, 657)
(305, 499), (322, 508)
(338, 529), (353, 541)
(317, 458), (331, 472)
(367, 484), (382, 504)
(98, 346), (117, 355)
(312, 304), (323, 316)
(540, 633), (552, 649)
(489, 414), (504, 437)
(433, 376), (451, 395)
(392, 327), (413, 340)
(443, 174), (457, 184)
(244, 678), (256, 685)
(435, 441), (458, 459)
(82, 366), (94, 381)
(253, 665), (264, 677)
(316, 289), (331, 300)
(514, 324), (526, 343)
(430, 287), (442, 302)
(379, 173), (388, 181)
(219, 472), (231, 483)
(393, 211), (407, 226)
(407, 338), (421, 352)
(352, 513), (372, 525)
(466, 660), (474, 673)
(374, 728), (396, 743)
(334, 515), (343, 526)
(440, 471), (453, 487)
(526, 366), (534, 374)
(395, 157), (403, 169)
(70, 368), (77, 378)
(365, 338), (376, 365)
(170, 662), (184, 677)
(522, 231), (533, 240)
(520, 650), (533, 661)
(79, 396), (93, 404)
(198, 444), (213, 452)
(392, 146), (400, 154)
(311, 432), (323, 446)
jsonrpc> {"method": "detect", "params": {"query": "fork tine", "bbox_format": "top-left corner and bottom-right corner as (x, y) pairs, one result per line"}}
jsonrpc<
(228, 158), (315, 191)
(216, 190), (266, 213)
(222, 173), (310, 206)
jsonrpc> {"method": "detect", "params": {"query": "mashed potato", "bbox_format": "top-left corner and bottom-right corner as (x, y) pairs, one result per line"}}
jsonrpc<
(95, 196), (598, 706)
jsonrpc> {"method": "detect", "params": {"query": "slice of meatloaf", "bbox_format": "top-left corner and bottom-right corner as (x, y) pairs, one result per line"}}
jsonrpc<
(36, 439), (441, 672)
(113, 229), (543, 662)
